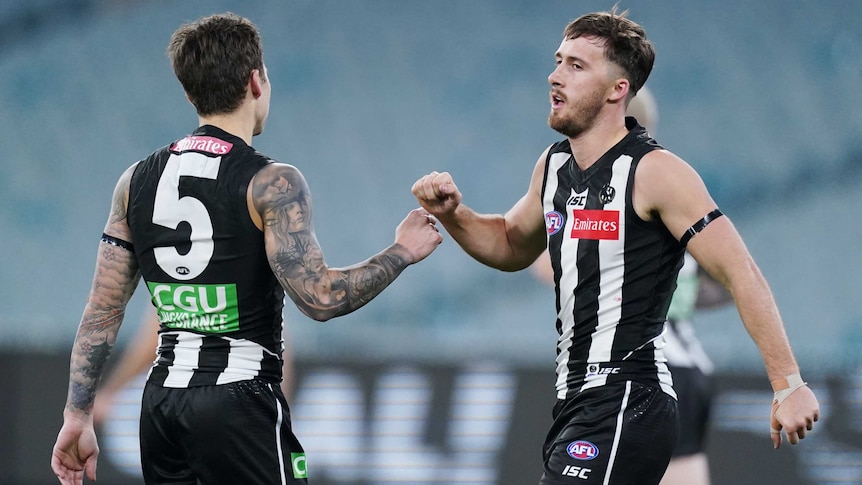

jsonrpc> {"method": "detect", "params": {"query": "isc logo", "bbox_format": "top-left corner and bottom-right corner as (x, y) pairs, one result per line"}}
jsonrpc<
(567, 194), (587, 207)
(567, 440), (599, 460)
(562, 465), (591, 479)
(586, 364), (621, 378)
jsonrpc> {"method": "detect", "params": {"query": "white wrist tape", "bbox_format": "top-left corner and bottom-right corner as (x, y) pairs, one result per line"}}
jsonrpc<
(773, 373), (806, 405)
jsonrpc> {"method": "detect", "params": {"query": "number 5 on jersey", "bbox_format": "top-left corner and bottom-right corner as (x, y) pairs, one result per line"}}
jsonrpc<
(153, 152), (221, 280)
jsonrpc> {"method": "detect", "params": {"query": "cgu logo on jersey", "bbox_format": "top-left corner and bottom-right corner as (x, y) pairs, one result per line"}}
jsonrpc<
(148, 282), (240, 334)
(569, 209), (619, 240)
(567, 440), (599, 460)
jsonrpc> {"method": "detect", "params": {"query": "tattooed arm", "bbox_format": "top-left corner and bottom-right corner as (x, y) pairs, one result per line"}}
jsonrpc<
(52, 163), (141, 484)
(250, 163), (442, 322)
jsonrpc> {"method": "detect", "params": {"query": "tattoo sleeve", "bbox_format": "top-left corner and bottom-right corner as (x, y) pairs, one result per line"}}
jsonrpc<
(66, 166), (141, 415)
(253, 163), (412, 321)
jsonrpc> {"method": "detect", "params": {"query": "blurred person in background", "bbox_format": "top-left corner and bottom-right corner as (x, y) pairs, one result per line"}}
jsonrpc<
(531, 87), (732, 485)
(658, 253), (729, 485)
(413, 8), (819, 485)
(52, 12), (441, 485)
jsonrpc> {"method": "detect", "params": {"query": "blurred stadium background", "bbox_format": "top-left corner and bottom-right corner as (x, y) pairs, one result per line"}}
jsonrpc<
(1, 0), (860, 483)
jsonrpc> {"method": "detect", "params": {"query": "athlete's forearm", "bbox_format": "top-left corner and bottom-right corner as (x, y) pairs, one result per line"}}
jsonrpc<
(438, 205), (530, 272)
(65, 242), (140, 417)
(279, 243), (412, 322)
(730, 263), (799, 381)
(331, 243), (413, 313)
(65, 310), (124, 417)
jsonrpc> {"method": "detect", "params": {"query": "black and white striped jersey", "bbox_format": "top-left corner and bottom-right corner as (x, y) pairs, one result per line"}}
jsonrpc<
(541, 118), (683, 400)
(127, 125), (285, 388)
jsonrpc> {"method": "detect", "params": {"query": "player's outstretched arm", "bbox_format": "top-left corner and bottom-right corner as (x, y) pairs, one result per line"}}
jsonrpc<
(252, 163), (441, 322)
(53, 164), (141, 484)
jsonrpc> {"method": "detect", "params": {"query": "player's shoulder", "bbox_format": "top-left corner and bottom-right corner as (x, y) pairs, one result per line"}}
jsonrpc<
(638, 148), (696, 176)
(253, 161), (304, 181)
(118, 160), (141, 187)
(250, 162), (309, 205)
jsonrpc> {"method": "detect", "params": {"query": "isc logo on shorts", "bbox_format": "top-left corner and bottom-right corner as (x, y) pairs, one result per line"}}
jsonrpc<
(567, 440), (599, 460)
(562, 465), (591, 479)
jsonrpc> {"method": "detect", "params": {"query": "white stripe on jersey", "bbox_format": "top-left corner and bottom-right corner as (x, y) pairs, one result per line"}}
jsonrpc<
(160, 331), (271, 388)
(580, 155), (632, 393)
(216, 337), (268, 385)
(162, 331), (201, 388)
(544, 152), (575, 400)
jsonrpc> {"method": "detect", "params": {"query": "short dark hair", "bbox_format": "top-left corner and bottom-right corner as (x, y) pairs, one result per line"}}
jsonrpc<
(167, 13), (265, 116)
(563, 8), (654, 95)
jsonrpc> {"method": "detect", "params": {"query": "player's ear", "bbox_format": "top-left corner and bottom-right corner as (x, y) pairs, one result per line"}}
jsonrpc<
(250, 69), (264, 99)
(608, 77), (630, 103)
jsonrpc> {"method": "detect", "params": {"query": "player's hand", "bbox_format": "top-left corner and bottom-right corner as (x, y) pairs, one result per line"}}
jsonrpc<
(395, 208), (443, 264)
(51, 418), (99, 484)
(411, 171), (462, 218)
(770, 385), (819, 449)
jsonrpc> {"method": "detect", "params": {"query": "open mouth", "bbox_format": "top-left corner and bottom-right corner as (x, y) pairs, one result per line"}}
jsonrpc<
(551, 93), (565, 108)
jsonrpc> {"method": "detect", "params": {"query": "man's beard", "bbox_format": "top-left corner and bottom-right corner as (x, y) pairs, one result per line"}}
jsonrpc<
(548, 90), (604, 138)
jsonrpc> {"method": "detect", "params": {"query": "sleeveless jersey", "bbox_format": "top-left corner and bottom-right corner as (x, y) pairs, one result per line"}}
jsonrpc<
(127, 125), (285, 388)
(541, 118), (683, 400)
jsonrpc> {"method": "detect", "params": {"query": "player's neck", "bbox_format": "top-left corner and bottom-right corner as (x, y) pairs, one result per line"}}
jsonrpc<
(199, 107), (256, 145)
(568, 112), (629, 171)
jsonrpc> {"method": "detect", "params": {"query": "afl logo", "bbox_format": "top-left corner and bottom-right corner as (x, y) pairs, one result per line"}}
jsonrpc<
(176, 267), (190, 276)
(545, 211), (564, 235)
(567, 440), (599, 460)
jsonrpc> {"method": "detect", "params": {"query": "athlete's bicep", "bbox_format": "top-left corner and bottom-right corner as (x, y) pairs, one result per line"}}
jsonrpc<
(251, 163), (345, 318)
(103, 163), (136, 244)
(634, 150), (741, 287)
(252, 163), (317, 265)
(502, 148), (551, 267)
(634, 150), (719, 240)
(83, 165), (141, 337)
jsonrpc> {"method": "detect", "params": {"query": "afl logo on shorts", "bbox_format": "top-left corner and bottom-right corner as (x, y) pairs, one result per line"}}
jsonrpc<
(545, 211), (564, 235)
(567, 440), (599, 460)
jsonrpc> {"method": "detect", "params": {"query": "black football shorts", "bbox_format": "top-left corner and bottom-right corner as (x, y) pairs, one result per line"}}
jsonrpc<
(139, 379), (308, 484)
(540, 380), (678, 484)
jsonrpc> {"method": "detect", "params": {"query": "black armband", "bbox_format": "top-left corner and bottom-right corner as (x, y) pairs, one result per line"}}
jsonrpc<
(101, 233), (135, 252)
(679, 209), (724, 247)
